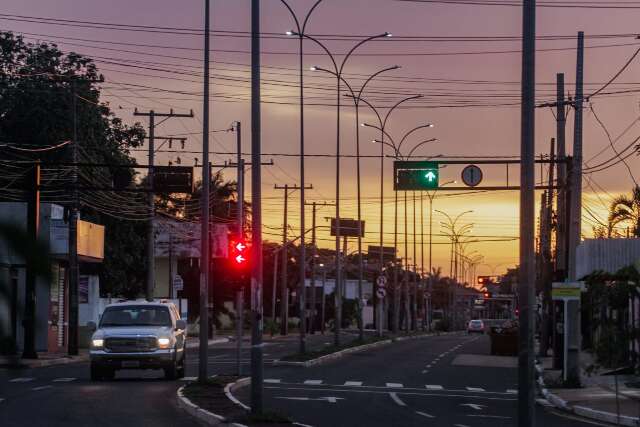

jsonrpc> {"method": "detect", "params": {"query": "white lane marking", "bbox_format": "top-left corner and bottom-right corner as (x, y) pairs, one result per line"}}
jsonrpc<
(275, 396), (343, 403)
(467, 415), (511, 419)
(426, 365), (432, 368)
(466, 387), (485, 392)
(264, 379), (281, 384)
(426, 385), (443, 390)
(454, 424), (471, 427)
(303, 380), (323, 385)
(389, 392), (407, 406)
(507, 389), (518, 394)
(0, 398), (4, 403)
(179, 376), (198, 381)
(52, 378), (76, 382)
(344, 381), (362, 387)
(32, 385), (53, 391)
(421, 370), (428, 374)
(439, 353), (446, 357)
(9, 377), (35, 383)
(386, 383), (403, 388)
(416, 411), (435, 418)
(460, 403), (486, 410)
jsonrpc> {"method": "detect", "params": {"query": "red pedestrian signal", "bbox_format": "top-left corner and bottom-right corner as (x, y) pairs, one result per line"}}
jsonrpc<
(229, 238), (250, 269)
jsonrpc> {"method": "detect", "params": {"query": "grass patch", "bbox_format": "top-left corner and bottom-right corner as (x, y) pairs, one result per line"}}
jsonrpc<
(280, 335), (391, 362)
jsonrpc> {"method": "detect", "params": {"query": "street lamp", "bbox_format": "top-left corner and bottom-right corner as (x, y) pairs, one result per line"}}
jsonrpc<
(281, 0), (325, 355)
(305, 30), (392, 347)
(371, 127), (436, 332)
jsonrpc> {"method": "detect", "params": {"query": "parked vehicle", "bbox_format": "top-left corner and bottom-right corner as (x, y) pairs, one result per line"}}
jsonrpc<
(88, 300), (187, 381)
(467, 319), (485, 334)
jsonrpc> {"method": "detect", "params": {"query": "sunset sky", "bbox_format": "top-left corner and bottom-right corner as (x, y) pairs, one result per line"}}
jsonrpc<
(4, 0), (640, 278)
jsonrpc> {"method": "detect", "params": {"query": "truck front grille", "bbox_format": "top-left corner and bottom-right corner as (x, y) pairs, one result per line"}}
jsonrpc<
(104, 336), (157, 353)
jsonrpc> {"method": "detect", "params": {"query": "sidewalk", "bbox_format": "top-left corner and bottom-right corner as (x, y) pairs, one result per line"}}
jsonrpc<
(0, 350), (89, 369)
(539, 351), (640, 426)
(185, 337), (230, 349)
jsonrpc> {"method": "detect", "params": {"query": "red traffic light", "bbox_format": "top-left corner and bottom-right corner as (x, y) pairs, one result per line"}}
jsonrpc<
(229, 238), (250, 268)
(483, 292), (490, 298)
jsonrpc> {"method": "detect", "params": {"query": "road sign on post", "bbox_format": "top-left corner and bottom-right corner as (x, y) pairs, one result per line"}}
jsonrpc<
(330, 218), (365, 237)
(461, 165), (483, 187)
(394, 161), (439, 190)
(552, 282), (584, 382)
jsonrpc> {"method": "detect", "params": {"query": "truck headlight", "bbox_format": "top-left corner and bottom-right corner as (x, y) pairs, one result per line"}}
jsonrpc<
(92, 339), (104, 348)
(157, 338), (171, 348)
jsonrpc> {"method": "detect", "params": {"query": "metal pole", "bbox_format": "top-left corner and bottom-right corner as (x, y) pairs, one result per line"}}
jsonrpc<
(68, 79), (80, 356)
(420, 191), (425, 328)
(334, 73), (342, 347)
(393, 187), (399, 334)
(412, 191), (417, 331)
(321, 268), (326, 334)
(298, 34), (307, 355)
(236, 121), (244, 377)
(355, 102), (364, 342)
(146, 110), (155, 301)
(22, 163), (40, 359)
(518, 0), (536, 423)
(271, 251), (278, 326)
(236, 289), (243, 376)
(169, 234), (173, 299)
(567, 31), (584, 383)
(250, 0), (264, 414)
(281, 186), (289, 336)
(310, 202), (317, 334)
(198, 0), (211, 384)
(403, 191), (409, 333)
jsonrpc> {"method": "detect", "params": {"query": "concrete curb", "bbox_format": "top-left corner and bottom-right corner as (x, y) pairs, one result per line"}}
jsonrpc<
(272, 331), (462, 368)
(535, 361), (640, 426)
(176, 384), (248, 427)
(0, 353), (90, 369)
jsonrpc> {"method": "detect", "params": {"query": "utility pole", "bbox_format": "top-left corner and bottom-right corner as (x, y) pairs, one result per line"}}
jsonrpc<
(540, 139), (555, 356)
(199, 0), (211, 385)
(518, 0), (536, 424)
(22, 162), (40, 359)
(250, 0), (263, 414)
(403, 191), (409, 333)
(393, 188), (400, 334)
(133, 108), (193, 302)
(274, 184), (310, 337)
(567, 30), (585, 383)
(235, 121), (244, 377)
(68, 79), (80, 356)
(303, 201), (335, 334)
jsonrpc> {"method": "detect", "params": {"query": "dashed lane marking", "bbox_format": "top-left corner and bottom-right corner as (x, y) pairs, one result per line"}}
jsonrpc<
(415, 411), (435, 418)
(52, 378), (76, 383)
(264, 379), (281, 384)
(303, 380), (323, 385)
(507, 389), (517, 394)
(389, 392), (407, 406)
(32, 385), (53, 391)
(386, 383), (403, 388)
(454, 424), (471, 427)
(426, 385), (444, 390)
(9, 377), (34, 383)
(466, 387), (485, 392)
(467, 415), (512, 419)
(179, 377), (198, 381)
(344, 381), (362, 386)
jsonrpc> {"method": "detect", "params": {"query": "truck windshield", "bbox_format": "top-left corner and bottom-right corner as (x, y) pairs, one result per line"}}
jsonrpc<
(100, 306), (172, 327)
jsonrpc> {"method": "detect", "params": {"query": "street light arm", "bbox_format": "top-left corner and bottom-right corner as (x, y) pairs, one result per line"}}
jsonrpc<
(372, 139), (399, 157)
(350, 95), (383, 130)
(338, 32), (392, 75)
(279, 0), (302, 33)
(301, 33), (339, 73)
(397, 124), (434, 155)
(406, 138), (437, 158)
(382, 94), (423, 130)
(362, 123), (396, 148)
(357, 65), (400, 103)
(301, 0), (324, 32)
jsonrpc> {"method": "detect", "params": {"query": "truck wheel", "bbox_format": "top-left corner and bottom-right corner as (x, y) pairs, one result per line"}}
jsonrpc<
(90, 364), (102, 381)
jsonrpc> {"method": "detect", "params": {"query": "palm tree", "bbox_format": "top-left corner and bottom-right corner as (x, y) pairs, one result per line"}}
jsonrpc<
(608, 186), (640, 237)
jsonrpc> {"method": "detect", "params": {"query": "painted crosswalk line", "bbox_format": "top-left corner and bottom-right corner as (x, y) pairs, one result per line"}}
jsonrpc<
(425, 385), (443, 390)
(52, 378), (76, 383)
(385, 383), (403, 388)
(344, 381), (363, 386)
(264, 379), (281, 384)
(9, 377), (35, 383)
(303, 380), (323, 385)
(466, 387), (485, 392)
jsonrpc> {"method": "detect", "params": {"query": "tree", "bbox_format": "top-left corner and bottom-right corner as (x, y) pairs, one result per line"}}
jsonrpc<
(0, 31), (147, 296)
(608, 186), (640, 238)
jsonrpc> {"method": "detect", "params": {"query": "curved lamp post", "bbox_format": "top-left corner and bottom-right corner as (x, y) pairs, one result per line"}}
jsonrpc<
(281, 0), (324, 355)
(298, 30), (392, 347)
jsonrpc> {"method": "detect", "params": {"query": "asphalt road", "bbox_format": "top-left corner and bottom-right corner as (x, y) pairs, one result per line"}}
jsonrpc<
(0, 332), (354, 427)
(236, 333), (605, 427)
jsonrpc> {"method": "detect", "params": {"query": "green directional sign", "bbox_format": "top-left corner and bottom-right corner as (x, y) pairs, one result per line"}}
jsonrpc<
(394, 161), (439, 190)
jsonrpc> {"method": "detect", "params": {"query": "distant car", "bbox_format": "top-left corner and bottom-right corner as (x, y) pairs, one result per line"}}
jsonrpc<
(88, 300), (187, 381)
(467, 319), (485, 334)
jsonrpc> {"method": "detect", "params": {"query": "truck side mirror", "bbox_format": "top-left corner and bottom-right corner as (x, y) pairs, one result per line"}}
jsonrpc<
(175, 319), (187, 331)
(87, 321), (97, 332)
